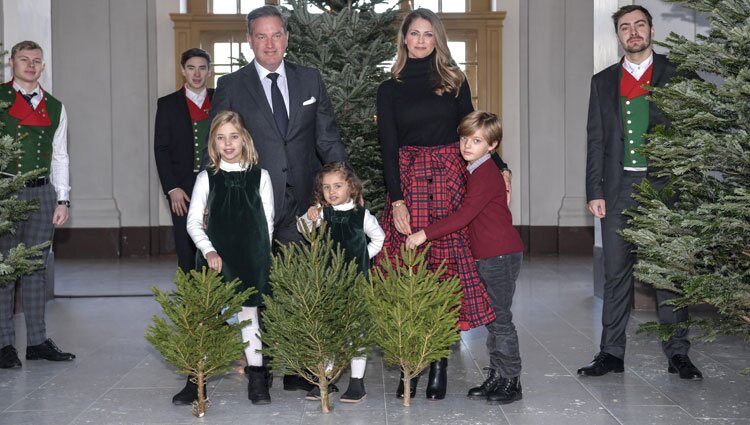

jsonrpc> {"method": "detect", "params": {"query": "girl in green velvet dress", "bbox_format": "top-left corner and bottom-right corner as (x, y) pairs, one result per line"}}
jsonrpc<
(297, 162), (385, 403)
(186, 110), (275, 405)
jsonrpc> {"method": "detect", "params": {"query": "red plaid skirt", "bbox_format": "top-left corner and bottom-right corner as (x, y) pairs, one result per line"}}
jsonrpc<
(376, 143), (495, 330)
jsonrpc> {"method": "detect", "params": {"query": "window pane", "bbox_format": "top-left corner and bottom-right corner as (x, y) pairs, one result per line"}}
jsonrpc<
(413, 0), (438, 12)
(240, 44), (254, 64)
(214, 42), (232, 65)
(240, 0), (264, 14)
(442, 1), (466, 12)
(280, 0), (324, 14)
(212, 0), (236, 14)
(214, 65), (232, 75)
(374, 0), (400, 13)
(448, 41), (466, 70)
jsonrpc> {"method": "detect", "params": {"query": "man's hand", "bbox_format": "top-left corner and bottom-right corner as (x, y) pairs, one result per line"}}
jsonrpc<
(169, 188), (191, 216)
(206, 251), (222, 273)
(502, 170), (512, 206)
(588, 199), (606, 218)
(307, 206), (321, 221)
(405, 230), (427, 250)
(52, 205), (69, 226)
(392, 202), (412, 235)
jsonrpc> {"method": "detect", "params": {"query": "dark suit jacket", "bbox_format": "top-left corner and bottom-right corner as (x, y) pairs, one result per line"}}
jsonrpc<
(585, 53), (677, 206)
(154, 88), (215, 195)
(206, 60), (346, 221)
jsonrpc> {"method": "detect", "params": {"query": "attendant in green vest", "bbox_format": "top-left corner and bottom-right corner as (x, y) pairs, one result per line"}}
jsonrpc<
(186, 111), (275, 405)
(297, 162), (385, 403)
(0, 40), (75, 369)
(154, 48), (214, 277)
(579, 5), (702, 380)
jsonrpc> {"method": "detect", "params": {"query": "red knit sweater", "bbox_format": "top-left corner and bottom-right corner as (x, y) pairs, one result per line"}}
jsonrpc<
(424, 159), (524, 259)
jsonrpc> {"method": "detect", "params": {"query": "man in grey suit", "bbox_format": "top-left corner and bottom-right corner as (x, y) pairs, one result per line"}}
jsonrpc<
(578, 5), (701, 380)
(205, 5), (347, 403)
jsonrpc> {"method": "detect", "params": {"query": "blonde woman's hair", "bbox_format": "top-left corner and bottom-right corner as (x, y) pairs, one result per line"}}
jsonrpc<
(458, 110), (503, 149)
(391, 8), (466, 97)
(207, 111), (259, 173)
(311, 162), (364, 208)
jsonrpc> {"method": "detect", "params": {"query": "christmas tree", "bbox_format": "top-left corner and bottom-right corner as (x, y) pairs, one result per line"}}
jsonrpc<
(0, 49), (50, 287)
(283, 0), (400, 214)
(261, 223), (370, 413)
(145, 268), (255, 417)
(367, 246), (462, 406)
(622, 0), (750, 341)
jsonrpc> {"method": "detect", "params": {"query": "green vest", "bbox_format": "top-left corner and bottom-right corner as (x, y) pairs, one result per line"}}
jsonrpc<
(0, 84), (62, 174)
(620, 95), (649, 168)
(192, 119), (210, 172)
(323, 206), (370, 277)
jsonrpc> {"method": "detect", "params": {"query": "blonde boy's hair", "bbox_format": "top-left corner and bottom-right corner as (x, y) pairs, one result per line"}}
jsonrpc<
(11, 40), (43, 59)
(458, 110), (503, 148)
(207, 111), (258, 173)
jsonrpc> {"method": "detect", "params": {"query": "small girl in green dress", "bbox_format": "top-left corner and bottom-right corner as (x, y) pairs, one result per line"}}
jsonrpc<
(297, 162), (385, 403)
(187, 110), (275, 405)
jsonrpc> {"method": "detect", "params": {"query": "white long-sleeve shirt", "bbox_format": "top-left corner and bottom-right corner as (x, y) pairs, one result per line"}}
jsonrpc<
(187, 160), (274, 256)
(297, 200), (385, 259)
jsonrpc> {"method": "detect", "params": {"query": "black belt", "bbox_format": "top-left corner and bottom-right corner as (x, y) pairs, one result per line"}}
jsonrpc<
(22, 176), (50, 187)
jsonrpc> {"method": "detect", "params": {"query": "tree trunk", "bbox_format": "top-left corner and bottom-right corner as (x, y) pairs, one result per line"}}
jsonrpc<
(192, 370), (207, 417)
(402, 372), (412, 407)
(319, 382), (332, 413)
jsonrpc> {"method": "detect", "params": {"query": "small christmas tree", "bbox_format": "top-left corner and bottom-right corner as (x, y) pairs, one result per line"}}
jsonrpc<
(145, 268), (255, 417)
(622, 0), (750, 341)
(367, 246), (462, 407)
(0, 57), (49, 287)
(262, 223), (370, 413)
(284, 0), (400, 214)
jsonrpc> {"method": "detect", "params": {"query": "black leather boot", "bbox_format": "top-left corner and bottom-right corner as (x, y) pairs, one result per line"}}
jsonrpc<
(340, 377), (366, 403)
(172, 376), (206, 405)
(245, 366), (272, 405)
(396, 369), (419, 399)
(467, 368), (502, 399)
(426, 358), (447, 400)
(486, 376), (522, 405)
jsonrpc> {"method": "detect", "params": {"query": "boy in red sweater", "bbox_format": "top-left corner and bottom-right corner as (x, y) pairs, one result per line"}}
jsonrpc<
(406, 111), (524, 404)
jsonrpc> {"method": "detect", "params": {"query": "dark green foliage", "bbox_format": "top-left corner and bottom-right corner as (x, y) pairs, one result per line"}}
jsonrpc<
(366, 245), (462, 406)
(262, 223), (370, 413)
(283, 0), (401, 215)
(145, 268), (255, 417)
(622, 0), (750, 341)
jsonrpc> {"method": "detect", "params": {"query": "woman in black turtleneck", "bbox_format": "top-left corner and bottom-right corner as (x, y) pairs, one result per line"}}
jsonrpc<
(376, 8), (511, 402)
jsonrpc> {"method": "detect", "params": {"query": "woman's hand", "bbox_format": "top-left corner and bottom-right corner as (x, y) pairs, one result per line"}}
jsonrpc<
(206, 251), (222, 273)
(392, 201), (412, 235)
(405, 230), (427, 249)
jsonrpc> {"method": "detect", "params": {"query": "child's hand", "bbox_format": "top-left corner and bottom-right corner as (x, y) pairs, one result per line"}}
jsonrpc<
(206, 251), (222, 273)
(405, 230), (427, 250)
(307, 206), (321, 221)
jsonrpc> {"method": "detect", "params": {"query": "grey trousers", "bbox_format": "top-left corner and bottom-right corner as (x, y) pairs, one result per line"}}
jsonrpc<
(476, 252), (523, 378)
(0, 184), (56, 347)
(600, 171), (689, 360)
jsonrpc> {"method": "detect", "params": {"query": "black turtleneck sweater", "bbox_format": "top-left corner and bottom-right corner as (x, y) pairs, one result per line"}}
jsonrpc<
(377, 53), (507, 201)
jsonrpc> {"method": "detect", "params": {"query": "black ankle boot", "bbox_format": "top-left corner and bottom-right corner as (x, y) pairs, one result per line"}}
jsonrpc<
(340, 377), (366, 403)
(426, 358), (447, 400)
(172, 376), (206, 405)
(467, 368), (502, 399)
(486, 376), (522, 405)
(396, 369), (419, 399)
(305, 382), (339, 401)
(245, 366), (272, 405)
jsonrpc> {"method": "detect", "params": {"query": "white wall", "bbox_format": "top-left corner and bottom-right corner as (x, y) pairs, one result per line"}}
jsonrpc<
(2, 0), (52, 89)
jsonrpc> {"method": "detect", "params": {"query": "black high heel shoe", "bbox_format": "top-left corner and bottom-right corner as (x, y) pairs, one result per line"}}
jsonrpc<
(396, 369), (419, 399)
(426, 358), (447, 400)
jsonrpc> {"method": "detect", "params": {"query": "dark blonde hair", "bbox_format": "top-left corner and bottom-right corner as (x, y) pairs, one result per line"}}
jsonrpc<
(207, 111), (258, 173)
(11, 40), (43, 59)
(458, 111), (503, 149)
(312, 162), (364, 208)
(391, 8), (465, 96)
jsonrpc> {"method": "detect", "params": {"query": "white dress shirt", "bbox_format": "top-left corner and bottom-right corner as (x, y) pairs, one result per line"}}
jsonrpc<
(622, 53), (654, 81)
(254, 61), (290, 117)
(184, 86), (207, 107)
(13, 81), (70, 201)
(187, 160), (275, 256)
(297, 199), (385, 259)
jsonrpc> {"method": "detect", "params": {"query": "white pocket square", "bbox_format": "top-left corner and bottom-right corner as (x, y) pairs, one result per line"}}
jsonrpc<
(302, 97), (316, 106)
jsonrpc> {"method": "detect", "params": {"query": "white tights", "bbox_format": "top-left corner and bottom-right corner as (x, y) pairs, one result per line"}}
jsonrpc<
(237, 307), (263, 367)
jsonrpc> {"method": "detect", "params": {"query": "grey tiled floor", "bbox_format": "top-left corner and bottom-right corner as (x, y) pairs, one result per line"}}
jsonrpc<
(1, 256), (748, 425)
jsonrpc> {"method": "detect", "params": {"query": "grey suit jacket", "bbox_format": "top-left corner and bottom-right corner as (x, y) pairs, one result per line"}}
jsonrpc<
(205, 60), (347, 222)
(585, 53), (677, 206)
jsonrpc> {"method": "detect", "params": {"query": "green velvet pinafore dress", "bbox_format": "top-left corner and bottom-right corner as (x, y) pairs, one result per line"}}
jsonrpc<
(197, 166), (271, 307)
(322, 206), (370, 276)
